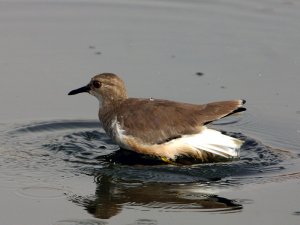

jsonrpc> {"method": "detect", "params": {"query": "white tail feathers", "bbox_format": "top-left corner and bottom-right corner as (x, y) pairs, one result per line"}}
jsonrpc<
(183, 128), (243, 158)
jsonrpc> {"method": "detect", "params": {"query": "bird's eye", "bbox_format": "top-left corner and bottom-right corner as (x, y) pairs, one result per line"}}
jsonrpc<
(92, 80), (101, 89)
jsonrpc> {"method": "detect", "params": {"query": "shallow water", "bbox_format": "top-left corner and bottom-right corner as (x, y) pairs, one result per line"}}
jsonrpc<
(1, 118), (300, 224)
(0, 0), (300, 225)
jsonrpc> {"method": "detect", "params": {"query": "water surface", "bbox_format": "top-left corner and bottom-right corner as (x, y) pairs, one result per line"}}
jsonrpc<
(0, 0), (300, 225)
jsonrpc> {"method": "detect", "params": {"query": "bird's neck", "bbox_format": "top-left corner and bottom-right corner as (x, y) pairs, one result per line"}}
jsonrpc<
(98, 95), (127, 122)
(98, 98), (124, 138)
(101, 95), (126, 108)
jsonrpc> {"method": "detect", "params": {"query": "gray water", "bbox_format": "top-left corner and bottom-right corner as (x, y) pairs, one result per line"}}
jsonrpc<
(0, 0), (300, 225)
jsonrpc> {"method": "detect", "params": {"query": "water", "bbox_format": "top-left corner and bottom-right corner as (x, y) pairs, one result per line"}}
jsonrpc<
(0, 0), (300, 224)
(1, 118), (299, 223)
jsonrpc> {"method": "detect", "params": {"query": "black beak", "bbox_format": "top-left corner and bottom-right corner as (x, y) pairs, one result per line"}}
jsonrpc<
(68, 84), (91, 95)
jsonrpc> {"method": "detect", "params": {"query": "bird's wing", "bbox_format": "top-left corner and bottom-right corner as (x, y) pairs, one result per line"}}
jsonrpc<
(115, 98), (246, 145)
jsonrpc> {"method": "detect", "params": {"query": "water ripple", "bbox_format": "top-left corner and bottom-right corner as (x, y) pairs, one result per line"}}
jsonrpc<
(2, 119), (297, 184)
(1, 119), (300, 218)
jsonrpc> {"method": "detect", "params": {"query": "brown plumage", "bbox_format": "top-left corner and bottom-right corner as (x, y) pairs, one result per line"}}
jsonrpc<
(100, 98), (245, 145)
(68, 73), (246, 163)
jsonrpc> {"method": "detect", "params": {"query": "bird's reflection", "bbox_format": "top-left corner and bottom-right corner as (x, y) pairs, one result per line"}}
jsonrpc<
(70, 174), (242, 219)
